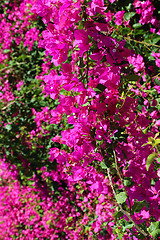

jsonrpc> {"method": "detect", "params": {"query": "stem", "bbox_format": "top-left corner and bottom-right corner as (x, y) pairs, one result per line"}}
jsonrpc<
(153, 72), (160, 79)
(1, 88), (37, 110)
(112, 146), (132, 213)
(106, 166), (153, 239)
(86, 51), (89, 86)
(0, 67), (9, 72)
(0, 62), (27, 72)
(124, 36), (160, 50)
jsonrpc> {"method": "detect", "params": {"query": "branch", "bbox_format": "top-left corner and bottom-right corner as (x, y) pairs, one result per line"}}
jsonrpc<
(1, 88), (37, 110)
(112, 146), (132, 213)
(124, 36), (160, 50)
(106, 165), (152, 239)
(152, 72), (160, 79)
(0, 62), (27, 73)
(0, 66), (9, 72)
(86, 51), (89, 85)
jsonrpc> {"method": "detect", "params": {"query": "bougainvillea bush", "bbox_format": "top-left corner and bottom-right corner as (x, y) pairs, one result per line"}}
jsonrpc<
(0, 0), (160, 239)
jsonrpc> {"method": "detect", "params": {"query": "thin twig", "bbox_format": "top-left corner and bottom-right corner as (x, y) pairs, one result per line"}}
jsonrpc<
(1, 88), (37, 110)
(106, 166), (152, 239)
(107, 167), (117, 200)
(0, 62), (27, 73)
(152, 72), (160, 79)
(120, 207), (152, 239)
(86, 51), (89, 85)
(1, 101), (14, 110)
(112, 146), (132, 213)
(0, 66), (9, 72)
(124, 36), (160, 50)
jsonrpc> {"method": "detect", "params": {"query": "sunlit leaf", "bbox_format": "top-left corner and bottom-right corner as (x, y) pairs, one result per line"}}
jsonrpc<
(116, 192), (127, 204)
(146, 153), (158, 171)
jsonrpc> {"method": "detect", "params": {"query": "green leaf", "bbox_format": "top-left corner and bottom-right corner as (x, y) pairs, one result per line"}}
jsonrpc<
(121, 27), (131, 35)
(148, 55), (155, 61)
(116, 192), (127, 204)
(123, 178), (133, 187)
(154, 78), (160, 86)
(94, 88), (102, 93)
(125, 3), (132, 11)
(157, 157), (160, 163)
(114, 210), (124, 219)
(124, 12), (136, 21)
(94, 84), (106, 94)
(146, 152), (158, 171)
(148, 137), (154, 144)
(125, 74), (140, 82)
(78, 22), (84, 30)
(132, 200), (147, 213)
(100, 161), (108, 169)
(82, 102), (90, 107)
(122, 222), (134, 232)
(147, 222), (160, 238)
(154, 139), (160, 146)
(142, 142), (150, 147)
(117, 233), (123, 240)
(3, 49), (10, 53)
(5, 124), (12, 131)
(132, 23), (142, 28)
(153, 37), (160, 44)
(134, 29), (145, 35)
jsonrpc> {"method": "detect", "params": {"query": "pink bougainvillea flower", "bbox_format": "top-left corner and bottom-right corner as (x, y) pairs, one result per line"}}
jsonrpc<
(89, 49), (104, 62)
(86, 0), (107, 16)
(114, 11), (125, 25)
(151, 51), (160, 68)
(16, 80), (23, 91)
(73, 29), (90, 57)
(155, 120), (160, 126)
(127, 54), (145, 72)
